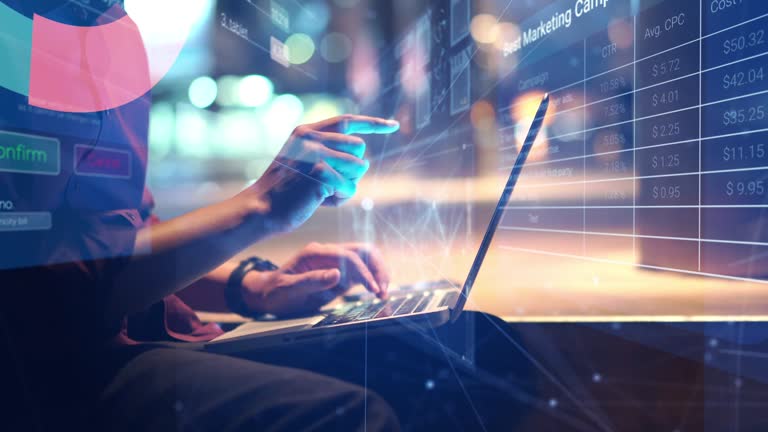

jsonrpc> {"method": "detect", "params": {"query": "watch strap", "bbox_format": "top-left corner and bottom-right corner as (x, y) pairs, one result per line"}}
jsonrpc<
(225, 257), (278, 317)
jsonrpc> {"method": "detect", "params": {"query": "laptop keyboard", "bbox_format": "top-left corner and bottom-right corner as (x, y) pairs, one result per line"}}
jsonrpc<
(314, 290), (454, 328)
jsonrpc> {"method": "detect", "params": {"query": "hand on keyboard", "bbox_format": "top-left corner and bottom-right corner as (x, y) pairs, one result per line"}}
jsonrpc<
(314, 290), (441, 327)
(241, 242), (390, 317)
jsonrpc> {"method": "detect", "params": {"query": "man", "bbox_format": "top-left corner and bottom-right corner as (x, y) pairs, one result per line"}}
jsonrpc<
(0, 0), (406, 429)
(1, 2), (524, 431)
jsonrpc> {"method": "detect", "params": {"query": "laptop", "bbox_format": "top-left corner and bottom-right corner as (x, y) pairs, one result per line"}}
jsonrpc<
(206, 93), (550, 353)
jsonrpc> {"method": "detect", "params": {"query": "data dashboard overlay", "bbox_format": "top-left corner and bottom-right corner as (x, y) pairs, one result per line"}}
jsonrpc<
(497, 0), (768, 281)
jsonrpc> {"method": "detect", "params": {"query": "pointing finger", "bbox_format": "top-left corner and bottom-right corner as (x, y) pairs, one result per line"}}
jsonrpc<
(313, 115), (400, 135)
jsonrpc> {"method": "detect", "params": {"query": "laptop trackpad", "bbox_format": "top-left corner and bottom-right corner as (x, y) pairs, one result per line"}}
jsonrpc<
(211, 316), (324, 343)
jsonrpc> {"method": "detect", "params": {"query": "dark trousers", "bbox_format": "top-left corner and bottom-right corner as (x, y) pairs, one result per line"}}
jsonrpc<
(16, 313), (759, 431)
(95, 312), (531, 432)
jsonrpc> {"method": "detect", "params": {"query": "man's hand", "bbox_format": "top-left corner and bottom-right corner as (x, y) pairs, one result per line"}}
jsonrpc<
(241, 242), (390, 317)
(239, 115), (399, 233)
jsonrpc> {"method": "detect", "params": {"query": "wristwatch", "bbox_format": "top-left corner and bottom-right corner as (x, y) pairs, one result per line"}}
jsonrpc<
(225, 256), (279, 317)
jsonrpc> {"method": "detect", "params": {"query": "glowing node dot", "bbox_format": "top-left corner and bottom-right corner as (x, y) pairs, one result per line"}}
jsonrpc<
(548, 398), (558, 408)
(592, 373), (602, 383)
(361, 197), (374, 211)
(425, 379), (435, 390)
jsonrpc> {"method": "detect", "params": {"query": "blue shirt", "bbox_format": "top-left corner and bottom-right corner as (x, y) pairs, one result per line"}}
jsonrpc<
(0, 0), (151, 270)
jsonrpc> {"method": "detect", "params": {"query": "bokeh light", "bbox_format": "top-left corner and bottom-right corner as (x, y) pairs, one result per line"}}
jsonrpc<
(148, 102), (174, 158)
(216, 75), (241, 107)
(470, 100), (495, 130)
(303, 98), (342, 123)
(348, 36), (381, 102)
(294, 1), (330, 35)
(238, 75), (274, 107)
(286, 33), (316, 65)
(608, 19), (634, 50)
(187, 76), (217, 109)
(267, 94), (305, 126)
(470, 14), (499, 44)
(320, 32), (353, 63)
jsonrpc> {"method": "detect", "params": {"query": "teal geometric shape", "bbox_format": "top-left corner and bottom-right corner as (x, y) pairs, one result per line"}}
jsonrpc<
(0, 1), (32, 96)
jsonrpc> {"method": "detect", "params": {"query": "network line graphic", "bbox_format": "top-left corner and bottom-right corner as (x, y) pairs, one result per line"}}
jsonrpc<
(356, 0), (768, 288)
(239, 0), (768, 429)
(492, 2), (768, 285)
(316, 0), (768, 427)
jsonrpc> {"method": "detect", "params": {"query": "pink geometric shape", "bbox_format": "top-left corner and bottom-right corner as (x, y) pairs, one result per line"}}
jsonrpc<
(28, 7), (186, 113)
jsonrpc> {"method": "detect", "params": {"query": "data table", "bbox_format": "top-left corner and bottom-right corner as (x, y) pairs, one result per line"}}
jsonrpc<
(499, 0), (768, 281)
